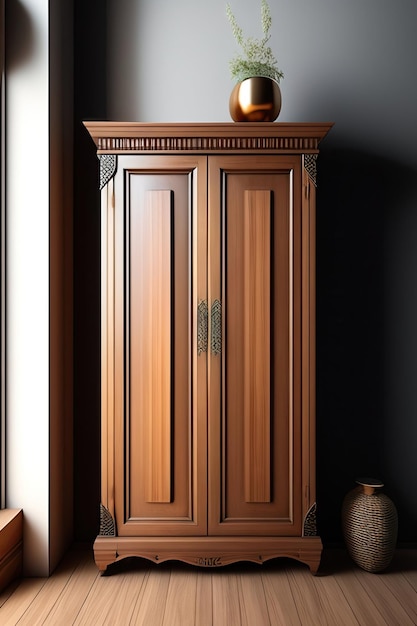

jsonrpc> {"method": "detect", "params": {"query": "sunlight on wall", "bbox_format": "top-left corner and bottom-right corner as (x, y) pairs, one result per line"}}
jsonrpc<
(6, 0), (50, 576)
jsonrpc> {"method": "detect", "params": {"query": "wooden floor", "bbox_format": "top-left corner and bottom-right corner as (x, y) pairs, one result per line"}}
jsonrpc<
(0, 547), (416, 625)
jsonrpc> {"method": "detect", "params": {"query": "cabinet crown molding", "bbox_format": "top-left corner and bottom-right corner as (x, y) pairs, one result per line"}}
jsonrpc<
(84, 122), (333, 154)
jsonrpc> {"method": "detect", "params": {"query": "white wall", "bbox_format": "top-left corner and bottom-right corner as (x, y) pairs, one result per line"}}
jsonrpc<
(6, 0), (50, 576)
(108, 0), (417, 169)
(6, 0), (73, 576)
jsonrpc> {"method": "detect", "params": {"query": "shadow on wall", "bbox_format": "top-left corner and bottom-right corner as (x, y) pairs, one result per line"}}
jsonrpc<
(316, 146), (417, 545)
(73, 0), (108, 542)
(6, 0), (35, 70)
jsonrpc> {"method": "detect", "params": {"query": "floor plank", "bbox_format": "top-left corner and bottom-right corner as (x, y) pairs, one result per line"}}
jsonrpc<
(262, 565), (301, 625)
(130, 566), (170, 626)
(15, 549), (92, 626)
(74, 563), (148, 625)
(398, 550), (417, 593)
(285, 563), (330, 625)
(239, 570), (271, 626)
(313, 574), (360, 626)
(0, 578), (47, 625)
(0, 578), (21, 609)
(43, 551), (99, 625)
(354, 567), (416, 626)
(331, 568), (390, 625)
(0, 548), (416, 625)
(404, 568), (417, 593)
(378, 572), (417, 625)
(163, 568), (197, 626)
(195, 569), (213, 626)
(212, 571), (243, 625)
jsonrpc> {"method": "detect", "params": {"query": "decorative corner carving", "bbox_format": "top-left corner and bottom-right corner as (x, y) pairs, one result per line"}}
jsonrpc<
(99, 503), (116, 536)
(99, 154), (117, 190)
(211, 299), (222, 356)
(303, 502), (317, 537)
(304, 154), (318, 186)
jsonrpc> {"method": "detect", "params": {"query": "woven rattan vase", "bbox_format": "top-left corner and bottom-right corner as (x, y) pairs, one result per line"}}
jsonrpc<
(342, 478), (398, 573)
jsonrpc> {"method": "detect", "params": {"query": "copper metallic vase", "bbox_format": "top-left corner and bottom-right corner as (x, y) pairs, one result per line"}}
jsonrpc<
(229, 76), (282, 122)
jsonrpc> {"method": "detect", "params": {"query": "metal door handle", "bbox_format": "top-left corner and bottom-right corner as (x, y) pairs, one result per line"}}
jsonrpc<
(197, 300), (208, 355)
(211, 299), (222, 355)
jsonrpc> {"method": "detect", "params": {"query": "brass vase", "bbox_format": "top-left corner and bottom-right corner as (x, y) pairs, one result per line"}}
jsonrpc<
(229, 76), (282, 122)
(342, 478), (398, 573)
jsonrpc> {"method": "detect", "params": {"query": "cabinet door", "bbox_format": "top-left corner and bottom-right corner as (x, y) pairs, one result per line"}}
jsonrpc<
(110, 155), (208, 536)
(208, 155), (303, 536)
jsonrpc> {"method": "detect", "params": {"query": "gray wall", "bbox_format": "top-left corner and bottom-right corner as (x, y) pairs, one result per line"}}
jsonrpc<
(107, 0), (417, 168)
(75, 0), (417, 544)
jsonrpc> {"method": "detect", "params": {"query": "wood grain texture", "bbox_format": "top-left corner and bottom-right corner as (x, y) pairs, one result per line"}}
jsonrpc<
(243, 190), (271, 504)
(75, 568), (148, 625)
(84, 121), (334, 154)
(0, 510), (22, 594)
(211, 573), (243, 625)
(353, 566), (416, 625)
(208, 156), (298, 536)
(262, 568), (302, 625)
(301, 164), (317, 519)
(0, 578), (47, 624)
(112, 156), (207, 537)
(163, 570), (197, 626)
(101, 181), (116, 520)
(1, 549), (416, 626)
(130, 569), (170, 625)
(195, 570), (213, 626)
(138, 190), (172, 504)
(93, 535), (323, 574)
(44, 552), (98, 625)
(15, 551), (96, 626)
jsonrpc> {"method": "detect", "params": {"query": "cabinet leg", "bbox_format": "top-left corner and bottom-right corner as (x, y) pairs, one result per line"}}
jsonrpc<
(94, 539), (118, 574)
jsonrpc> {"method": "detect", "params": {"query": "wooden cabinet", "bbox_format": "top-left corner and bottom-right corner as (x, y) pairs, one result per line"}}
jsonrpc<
(85, 122), (332, 574)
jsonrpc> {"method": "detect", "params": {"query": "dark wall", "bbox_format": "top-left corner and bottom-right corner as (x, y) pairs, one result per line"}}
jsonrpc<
(316, 146), (417, 545)
(73, 0), (106, 541)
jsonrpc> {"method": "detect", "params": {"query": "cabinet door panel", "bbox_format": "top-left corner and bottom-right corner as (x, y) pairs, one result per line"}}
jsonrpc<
(113, 156), (207, 536)
(243, 189), (272, 503)
(208, 156), (302, 535)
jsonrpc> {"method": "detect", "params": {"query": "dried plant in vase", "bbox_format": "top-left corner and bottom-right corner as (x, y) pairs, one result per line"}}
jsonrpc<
(226, 0), (284, 84)
(226, 0), (284, 122)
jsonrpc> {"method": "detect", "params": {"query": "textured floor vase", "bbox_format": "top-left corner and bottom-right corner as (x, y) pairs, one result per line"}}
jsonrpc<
(342, 478), (398, 573)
